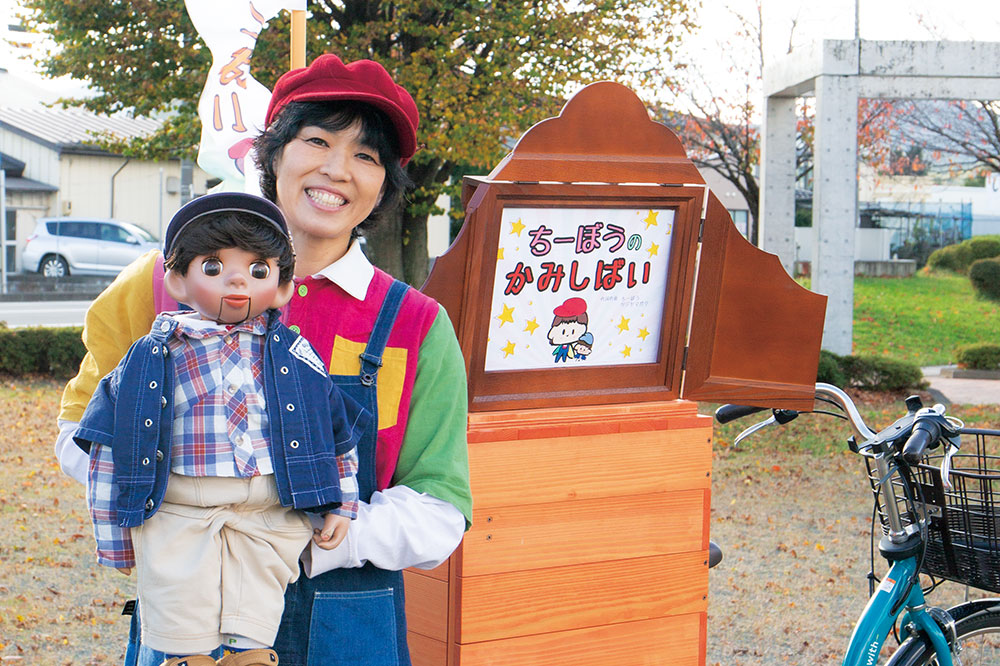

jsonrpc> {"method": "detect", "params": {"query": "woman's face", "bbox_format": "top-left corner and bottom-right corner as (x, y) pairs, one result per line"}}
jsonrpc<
(273, 122), (386, 258)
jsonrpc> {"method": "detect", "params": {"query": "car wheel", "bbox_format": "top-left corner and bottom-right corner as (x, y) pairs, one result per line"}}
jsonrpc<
(40, 255), (69, 278)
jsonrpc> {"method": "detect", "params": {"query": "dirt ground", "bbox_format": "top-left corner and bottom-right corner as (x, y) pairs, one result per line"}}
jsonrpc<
(3, 380), (999, 665)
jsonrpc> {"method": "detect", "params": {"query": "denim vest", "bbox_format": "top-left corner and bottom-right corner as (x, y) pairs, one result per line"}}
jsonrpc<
(75, 308), (368, 527)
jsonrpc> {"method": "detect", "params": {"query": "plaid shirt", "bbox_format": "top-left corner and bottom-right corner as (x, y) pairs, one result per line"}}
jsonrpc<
(88, 312), (359, 568)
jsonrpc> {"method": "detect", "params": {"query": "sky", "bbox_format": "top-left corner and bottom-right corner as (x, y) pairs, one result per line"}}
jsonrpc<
(654, 0), (1000, 116)
(761, 0), (1000, 57)
(702, 0), (1000, 65)
(4, 0), (1000, 106)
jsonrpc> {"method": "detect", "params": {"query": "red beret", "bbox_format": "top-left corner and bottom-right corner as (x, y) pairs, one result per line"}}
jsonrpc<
(266, 54), (419, 165)
(553, 297), (587, 317)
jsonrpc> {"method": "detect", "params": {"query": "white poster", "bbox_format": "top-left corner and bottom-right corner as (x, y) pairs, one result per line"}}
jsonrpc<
(184, 0), (305, 193)
(484, 207), (674, 371)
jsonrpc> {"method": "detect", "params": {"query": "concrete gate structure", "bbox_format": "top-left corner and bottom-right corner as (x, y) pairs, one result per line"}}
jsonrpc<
(761, 39), (1000, 354)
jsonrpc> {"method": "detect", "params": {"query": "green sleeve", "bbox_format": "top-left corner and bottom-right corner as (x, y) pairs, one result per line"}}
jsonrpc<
(392, 306), (472, 529)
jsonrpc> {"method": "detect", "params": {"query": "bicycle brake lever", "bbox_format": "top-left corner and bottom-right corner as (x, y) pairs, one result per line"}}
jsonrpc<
(734, 415), (777, 448)
(941, 440), (960, 490)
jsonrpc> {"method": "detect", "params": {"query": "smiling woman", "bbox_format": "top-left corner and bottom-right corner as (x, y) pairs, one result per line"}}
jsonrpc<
(56, 54), (472, 666)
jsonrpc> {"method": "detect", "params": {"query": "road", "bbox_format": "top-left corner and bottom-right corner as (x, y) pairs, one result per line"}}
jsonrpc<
(0, 300), (91, 327)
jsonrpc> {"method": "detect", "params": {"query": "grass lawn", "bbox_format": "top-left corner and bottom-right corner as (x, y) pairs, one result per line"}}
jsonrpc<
(852, 270), (1000, 366)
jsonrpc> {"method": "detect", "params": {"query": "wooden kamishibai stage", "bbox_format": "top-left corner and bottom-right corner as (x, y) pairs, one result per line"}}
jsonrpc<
(407, 82), (827, 666)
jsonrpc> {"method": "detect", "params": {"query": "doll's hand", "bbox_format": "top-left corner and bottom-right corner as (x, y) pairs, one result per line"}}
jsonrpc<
(313, 513), (350, 550)
(117, 567), (132, 576)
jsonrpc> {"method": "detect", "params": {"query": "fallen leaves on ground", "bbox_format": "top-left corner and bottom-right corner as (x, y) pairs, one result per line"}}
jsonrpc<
(0, 377), (130, 664)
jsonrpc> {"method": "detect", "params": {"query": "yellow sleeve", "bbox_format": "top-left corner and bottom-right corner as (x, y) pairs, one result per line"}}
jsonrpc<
(59, 250), (160, 422)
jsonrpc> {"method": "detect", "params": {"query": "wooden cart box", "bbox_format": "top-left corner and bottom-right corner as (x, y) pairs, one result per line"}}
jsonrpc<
(406, 81), (826, 666)
(406, 401), (711, 665)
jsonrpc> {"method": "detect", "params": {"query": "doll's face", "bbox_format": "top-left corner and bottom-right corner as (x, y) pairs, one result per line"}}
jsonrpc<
(176, 247), (287, 324)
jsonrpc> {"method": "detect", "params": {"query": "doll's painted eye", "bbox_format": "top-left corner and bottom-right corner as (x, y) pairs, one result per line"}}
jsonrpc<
(250, 261), (270, 280)
(201, 258), (223, 276)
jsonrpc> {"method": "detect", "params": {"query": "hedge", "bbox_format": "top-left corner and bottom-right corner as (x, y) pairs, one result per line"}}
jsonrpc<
(969, 257), (1000, 302)
(0, 325), (930, 392)
(0, 325), (85, 378)
(927, 235), (1000, 273)
(818, 349), (924, 391)
(955, 342), (1000, 370)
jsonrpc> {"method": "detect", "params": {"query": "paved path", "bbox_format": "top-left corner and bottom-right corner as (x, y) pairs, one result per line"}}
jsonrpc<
(923, 365), (1000, 406)
(0, 300), (90, 327)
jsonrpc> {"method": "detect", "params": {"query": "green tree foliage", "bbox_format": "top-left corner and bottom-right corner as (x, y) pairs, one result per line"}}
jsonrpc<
(23, 0), (696, 285)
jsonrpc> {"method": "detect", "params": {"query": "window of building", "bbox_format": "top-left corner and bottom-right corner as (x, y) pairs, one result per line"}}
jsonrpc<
(728, 209), (749, 237)
(4, 209), (15, 271)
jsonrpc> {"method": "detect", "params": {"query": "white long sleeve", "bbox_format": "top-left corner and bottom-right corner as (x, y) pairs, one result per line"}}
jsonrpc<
(55, 420), (89, 484)
(302, 485), (465, 576)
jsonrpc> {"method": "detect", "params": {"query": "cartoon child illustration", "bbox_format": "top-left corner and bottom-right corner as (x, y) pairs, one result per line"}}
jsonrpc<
(548, 297), (589, 363)
(574, 332), (594, 361)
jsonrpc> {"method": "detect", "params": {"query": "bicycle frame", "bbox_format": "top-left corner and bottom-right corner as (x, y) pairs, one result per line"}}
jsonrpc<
(843, 554), (952, 665)
(724, 386), (961, 666)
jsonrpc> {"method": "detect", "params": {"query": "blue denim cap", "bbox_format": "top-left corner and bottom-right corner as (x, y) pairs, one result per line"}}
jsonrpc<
(163, 192), (290, 256)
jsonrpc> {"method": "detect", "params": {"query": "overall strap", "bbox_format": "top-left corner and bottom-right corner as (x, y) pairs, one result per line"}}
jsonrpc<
(359, 279), (409, 387)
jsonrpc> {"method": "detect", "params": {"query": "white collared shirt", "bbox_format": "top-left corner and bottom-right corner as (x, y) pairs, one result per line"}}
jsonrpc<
(307, 238), (375, 302)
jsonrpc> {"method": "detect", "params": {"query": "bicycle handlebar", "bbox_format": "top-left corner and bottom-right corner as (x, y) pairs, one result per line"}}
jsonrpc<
(902, 419), (942, 465)
(714, 404), (767, 424)
(813, 383), (879, 442)
(714, 384), (877, 441)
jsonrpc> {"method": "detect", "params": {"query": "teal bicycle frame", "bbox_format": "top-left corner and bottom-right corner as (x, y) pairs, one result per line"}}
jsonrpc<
(733, 385), (960, 666)
(843, 555), (952, 666)
(839, 388), (955, 666)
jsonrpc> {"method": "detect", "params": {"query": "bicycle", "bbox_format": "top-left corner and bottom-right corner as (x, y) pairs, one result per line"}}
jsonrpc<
(716, 383), (1000, 665)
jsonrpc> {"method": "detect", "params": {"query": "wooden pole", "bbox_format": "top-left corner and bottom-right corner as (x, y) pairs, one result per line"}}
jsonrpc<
(290, 9), (306, 69)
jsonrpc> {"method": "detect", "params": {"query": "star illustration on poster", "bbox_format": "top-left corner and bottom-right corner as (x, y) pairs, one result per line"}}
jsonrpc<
(485, 207), (674, 371)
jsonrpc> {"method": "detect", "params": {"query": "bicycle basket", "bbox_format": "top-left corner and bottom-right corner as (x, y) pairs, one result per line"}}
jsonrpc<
(868, 428), (1000, 592)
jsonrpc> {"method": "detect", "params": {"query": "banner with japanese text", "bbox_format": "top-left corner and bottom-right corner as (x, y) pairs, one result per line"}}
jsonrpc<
(185, 0), (305, 193)
(484, 207), (674, 371)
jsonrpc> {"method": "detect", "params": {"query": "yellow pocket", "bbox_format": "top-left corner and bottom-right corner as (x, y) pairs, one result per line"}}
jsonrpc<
(328, 336), (407, 430)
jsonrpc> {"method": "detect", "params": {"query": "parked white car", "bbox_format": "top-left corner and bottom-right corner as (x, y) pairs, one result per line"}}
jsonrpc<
(21, 218), (160, 277)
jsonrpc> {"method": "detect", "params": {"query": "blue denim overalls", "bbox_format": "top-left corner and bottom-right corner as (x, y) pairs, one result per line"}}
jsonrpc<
(125, 279), (412, 666)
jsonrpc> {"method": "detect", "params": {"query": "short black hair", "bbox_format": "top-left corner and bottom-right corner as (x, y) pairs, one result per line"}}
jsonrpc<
(164, 211), (295, 284)
(254, 100), (413, 232)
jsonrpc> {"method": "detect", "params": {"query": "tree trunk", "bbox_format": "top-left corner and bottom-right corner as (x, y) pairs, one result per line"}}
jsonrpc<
(746, 190), (760, 247)
(364, 158), (448, 285)
(363, 208), (405, 280)
(402, 209), (430, 287)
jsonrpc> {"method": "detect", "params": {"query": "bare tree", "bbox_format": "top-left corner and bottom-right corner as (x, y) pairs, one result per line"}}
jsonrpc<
(896, 100), (1000, 174)
(661, 1), (764, 243)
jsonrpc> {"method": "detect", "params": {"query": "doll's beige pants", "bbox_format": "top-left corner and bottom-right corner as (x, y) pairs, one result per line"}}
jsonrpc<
(132, 473), (313, 655)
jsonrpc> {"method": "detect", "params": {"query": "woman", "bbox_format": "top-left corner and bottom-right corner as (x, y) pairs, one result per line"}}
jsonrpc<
(55, 54), (472, 666)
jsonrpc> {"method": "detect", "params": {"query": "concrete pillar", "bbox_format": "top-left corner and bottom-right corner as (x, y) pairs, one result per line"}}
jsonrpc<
(812, 74), (858, 355)
(759, 95), (797, 273)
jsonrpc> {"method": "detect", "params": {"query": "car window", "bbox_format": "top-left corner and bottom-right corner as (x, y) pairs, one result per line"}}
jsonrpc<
(45, 221), (59, 235)
(127, 226), (157, 243)
(61, 222), (100, 240)
(100, 223), (132, 243)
